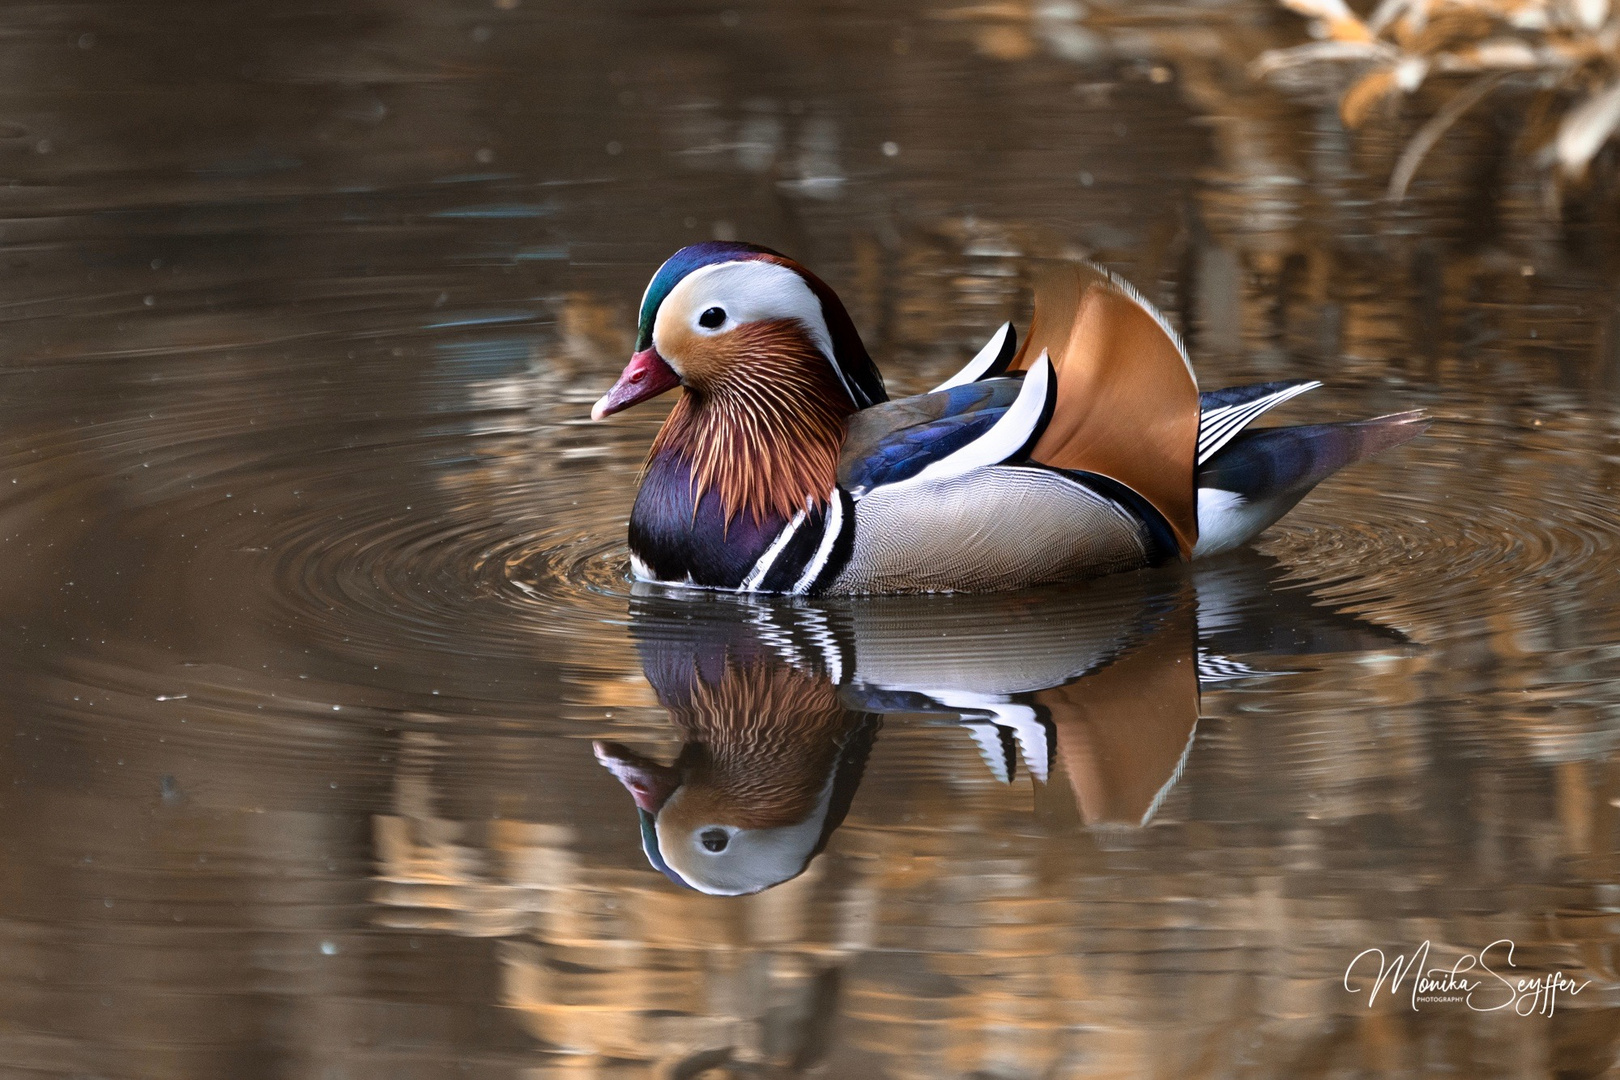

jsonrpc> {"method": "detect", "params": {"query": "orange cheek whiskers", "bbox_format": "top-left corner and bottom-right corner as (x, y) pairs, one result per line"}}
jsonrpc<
(675, 659), (852, 829)
(645, 321), (852, 528)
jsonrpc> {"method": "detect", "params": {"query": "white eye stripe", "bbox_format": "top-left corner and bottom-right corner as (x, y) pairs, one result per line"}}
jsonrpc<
(655, 260), (834, 359)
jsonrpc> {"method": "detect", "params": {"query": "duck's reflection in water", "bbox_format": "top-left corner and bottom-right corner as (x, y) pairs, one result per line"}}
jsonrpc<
(595, 632), (879, 897)
(596, 553), (1411, 895)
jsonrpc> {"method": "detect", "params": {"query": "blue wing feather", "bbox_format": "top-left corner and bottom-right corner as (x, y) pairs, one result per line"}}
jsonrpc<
(840, 378), (1024, 495)
(1198, 412), (1428, 501)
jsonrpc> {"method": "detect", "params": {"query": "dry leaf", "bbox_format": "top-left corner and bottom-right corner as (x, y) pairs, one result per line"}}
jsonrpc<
(1571, 0), (1610, 30)
(1251, 40), (1397, 79)
(1262, 0), (1620, 196)
(1556, 79), (1620, 175)
(1505, 3), (1551, 30)
(1279, 0), (1376, 41)
(1278, 0), (1356, 20)
(1368, 0), (1415, 34)
(1408, 10), (1500, 54)
(1405, 0), (1432, 34)
(1342, 68), (1399, 126)
(1469, 37), (1543, 67)
(1395, 54), (1431, 90)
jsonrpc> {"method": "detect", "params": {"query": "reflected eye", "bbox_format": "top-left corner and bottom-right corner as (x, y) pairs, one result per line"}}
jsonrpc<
(698, 307), (726, 330)
(699, 828), (729, 852)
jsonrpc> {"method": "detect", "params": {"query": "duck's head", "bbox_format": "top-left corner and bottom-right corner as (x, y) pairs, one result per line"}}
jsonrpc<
(590, 655), (878, 896)
(591, 241), (886, 421)
(593, 740), (845, 896)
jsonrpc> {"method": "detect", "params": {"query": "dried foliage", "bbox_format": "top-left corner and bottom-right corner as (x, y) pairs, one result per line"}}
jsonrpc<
(1255, 0), (1620, 197)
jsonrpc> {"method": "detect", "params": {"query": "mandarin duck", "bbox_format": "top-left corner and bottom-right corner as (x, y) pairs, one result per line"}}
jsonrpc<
(592, 241), (1427, 595)
(595, 558), (1411, 892)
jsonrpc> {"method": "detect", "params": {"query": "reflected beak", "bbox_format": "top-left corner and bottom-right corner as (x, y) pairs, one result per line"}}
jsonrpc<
(594, 740), (681, 812)
(591, 347), (681, 420)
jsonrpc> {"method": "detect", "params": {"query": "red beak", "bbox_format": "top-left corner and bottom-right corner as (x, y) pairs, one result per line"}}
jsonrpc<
(593, 741), (681, 812)
(591, 347), (681, 420)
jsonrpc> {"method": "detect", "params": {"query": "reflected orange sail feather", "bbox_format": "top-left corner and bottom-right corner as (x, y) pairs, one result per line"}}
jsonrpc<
(1041, 599), (1200, 826)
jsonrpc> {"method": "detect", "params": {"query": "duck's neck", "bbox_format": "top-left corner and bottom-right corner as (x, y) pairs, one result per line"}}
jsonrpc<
(676, 660), (852, 828)
(647, 345), (854, 527)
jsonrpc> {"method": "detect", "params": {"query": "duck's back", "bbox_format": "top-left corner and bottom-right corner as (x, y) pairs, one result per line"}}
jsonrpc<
(825, 369), (1172, 594)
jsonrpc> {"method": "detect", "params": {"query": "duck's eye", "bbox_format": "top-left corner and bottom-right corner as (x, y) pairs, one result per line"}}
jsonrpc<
(698, 307), (726, 330)
(699, 828), (729, 852)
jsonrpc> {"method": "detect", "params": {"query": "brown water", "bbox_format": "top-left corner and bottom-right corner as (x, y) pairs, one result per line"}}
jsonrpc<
(3, 0), (1620, 1076)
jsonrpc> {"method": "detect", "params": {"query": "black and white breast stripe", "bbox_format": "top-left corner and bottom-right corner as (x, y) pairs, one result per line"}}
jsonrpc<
(744, 603), (848, 684)
(739, 489), (856, 595)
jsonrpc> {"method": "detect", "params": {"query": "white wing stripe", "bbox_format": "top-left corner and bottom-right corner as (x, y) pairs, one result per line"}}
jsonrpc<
(933, 322), (1014, 392)
(1200, 395), (1287, 453)
(1197, 403), (1268, 459)
(900, 353), (1053, 489)
(1197, 381), (1320, 455)
(1199, 382), (1317, 439)
(1196, 380), (1321, 464)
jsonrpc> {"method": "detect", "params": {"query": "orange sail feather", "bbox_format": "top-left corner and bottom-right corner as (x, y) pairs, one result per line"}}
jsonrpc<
(1009, 262), (1201, 555)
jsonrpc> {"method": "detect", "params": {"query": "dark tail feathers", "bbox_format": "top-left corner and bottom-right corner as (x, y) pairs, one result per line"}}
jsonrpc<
(1193, 411), (1429, 557)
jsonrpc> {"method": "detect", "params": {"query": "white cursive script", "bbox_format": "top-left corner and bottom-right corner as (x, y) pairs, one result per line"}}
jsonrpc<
(1343, 939), (1590, 1016)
